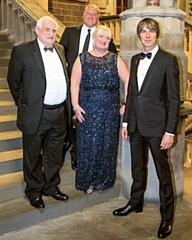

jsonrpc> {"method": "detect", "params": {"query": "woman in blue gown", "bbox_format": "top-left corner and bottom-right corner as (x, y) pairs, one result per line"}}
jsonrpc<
(70, 25), (129, 194)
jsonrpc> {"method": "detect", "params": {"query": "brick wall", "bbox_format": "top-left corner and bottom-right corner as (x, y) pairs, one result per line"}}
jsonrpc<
(49, 0), (87, 26)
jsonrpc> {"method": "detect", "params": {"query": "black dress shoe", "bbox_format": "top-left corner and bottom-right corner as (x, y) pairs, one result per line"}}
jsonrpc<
(43, 189), (69, 201)
(113, 203), (143, 216)
(30, 197), (45, 209)
(157, 220), (173, 239)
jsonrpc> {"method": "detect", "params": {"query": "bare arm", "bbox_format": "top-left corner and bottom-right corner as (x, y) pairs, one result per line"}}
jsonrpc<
(70, 56), (85, 123)
(117, 55), (130, 115)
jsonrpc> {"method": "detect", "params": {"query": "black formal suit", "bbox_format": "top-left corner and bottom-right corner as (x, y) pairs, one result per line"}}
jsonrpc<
(123, 48), (180, 222)
(7, 39), (71, 199)
(59, 25), (117, 76)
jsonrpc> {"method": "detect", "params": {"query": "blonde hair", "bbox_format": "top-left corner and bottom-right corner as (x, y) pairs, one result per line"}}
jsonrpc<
(92, 25), (112, 39)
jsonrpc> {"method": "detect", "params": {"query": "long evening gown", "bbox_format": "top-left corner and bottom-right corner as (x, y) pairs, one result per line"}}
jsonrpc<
(75, 51), (120, 192)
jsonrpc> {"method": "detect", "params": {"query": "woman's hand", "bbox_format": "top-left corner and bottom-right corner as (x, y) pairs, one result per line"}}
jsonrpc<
(74, 105), (85, 123)
(119, 105), (125, 115)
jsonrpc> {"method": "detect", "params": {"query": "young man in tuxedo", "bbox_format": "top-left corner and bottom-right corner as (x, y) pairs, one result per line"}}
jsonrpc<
(7, 16), (71, 209)
(113, 18), (180, 239)
(59, 4), (117, 170)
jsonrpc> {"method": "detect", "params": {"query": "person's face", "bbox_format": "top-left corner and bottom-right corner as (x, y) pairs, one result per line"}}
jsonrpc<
(35, 19), (57, 47)
(139, 25), (157, 52)
(83, 6), (99, 28)
(93, 30), (111, 50)
(147, 0), (159, 6)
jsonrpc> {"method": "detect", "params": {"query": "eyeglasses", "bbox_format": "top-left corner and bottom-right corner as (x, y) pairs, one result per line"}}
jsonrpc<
(85, 12), (98, 17)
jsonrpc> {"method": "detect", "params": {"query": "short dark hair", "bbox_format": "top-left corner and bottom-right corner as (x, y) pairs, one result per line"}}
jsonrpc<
(137, 18), (160, 39)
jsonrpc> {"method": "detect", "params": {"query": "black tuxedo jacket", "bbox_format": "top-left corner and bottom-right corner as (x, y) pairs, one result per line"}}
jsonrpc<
(123, 48), (180, 137)
(59, 25), (117, 76)
(7, 39), (71, 135)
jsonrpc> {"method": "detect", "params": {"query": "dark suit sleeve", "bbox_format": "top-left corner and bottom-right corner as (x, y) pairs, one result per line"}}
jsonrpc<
(109, 39), (118, 54)
(165, 55), (180, 134)
(7, 47), (22, 105)
(123, 56), (135, 124)
(59, 28), (69, 51)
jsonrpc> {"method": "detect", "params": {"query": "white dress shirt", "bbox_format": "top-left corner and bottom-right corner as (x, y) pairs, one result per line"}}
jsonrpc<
(38, 38), (67, 105)
(137, 45), (159, 91)
(78, 24), (96, 54)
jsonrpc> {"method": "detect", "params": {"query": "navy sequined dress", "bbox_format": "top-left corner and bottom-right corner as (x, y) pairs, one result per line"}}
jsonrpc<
(75, 51), (120, 192)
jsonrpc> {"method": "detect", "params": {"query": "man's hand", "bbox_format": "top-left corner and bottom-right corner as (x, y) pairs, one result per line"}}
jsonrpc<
(160, 133), (174, 150)
(122, 126), (129, 141)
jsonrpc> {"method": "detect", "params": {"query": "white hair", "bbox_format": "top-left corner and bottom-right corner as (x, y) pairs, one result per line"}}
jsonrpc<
(36, 16), (58, 30)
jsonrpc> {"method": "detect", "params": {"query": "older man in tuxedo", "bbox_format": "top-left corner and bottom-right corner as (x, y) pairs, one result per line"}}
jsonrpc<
(7, 16), (71, 209)
(113, 18), (180, 239)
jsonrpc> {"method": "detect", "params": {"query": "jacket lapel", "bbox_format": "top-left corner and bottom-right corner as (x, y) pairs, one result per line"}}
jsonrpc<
(132, 55), (140, 93)
(32, 40), (46, 79)
(139, 49), (161, 92)
(54, 44), (69, 82)
(75, 25), (82, 54)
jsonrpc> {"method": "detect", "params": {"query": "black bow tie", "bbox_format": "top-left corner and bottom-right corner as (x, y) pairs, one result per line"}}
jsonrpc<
(140, 52), (152, 59)
(44, 47), (53, 52)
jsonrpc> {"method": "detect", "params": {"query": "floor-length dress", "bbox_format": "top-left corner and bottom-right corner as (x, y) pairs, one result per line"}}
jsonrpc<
(75, 51), (120, 192)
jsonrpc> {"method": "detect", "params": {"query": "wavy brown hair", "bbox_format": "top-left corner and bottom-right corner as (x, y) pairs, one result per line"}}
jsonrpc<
(137, 18), (160, 39)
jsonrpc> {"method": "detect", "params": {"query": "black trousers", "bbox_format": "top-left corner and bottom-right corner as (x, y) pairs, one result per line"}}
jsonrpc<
(23, 104), (67, 199)
(129, 128), (174, 222)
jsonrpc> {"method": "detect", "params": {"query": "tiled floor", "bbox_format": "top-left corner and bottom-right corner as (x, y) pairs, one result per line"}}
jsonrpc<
(0, 167), (192, 240)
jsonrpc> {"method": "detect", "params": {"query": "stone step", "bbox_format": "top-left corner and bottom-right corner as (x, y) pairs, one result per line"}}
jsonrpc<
(0, 114), (17, 132)
(0, 77), (9, 88)
(0, 49), (11, 58)
(0, 159), (73, 202)
(0, 149), (22, 175)
(0, 130), (22, 152)
(0, 176), (121, 236)
(0, 57), (10, 67)
(0, 42), (12, 49)
(0, 67), (7, 78)
(0, 101), (17, 115)
(0, 89), (13, 101)
(0, 146), (70, 176)
(0, 34), (7, 42)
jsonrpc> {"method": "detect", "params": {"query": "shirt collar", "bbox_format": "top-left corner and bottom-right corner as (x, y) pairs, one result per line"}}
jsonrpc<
(143, 45), (159, 59)
(82, 24), (96, 32)
(37, 38), (54, 52)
